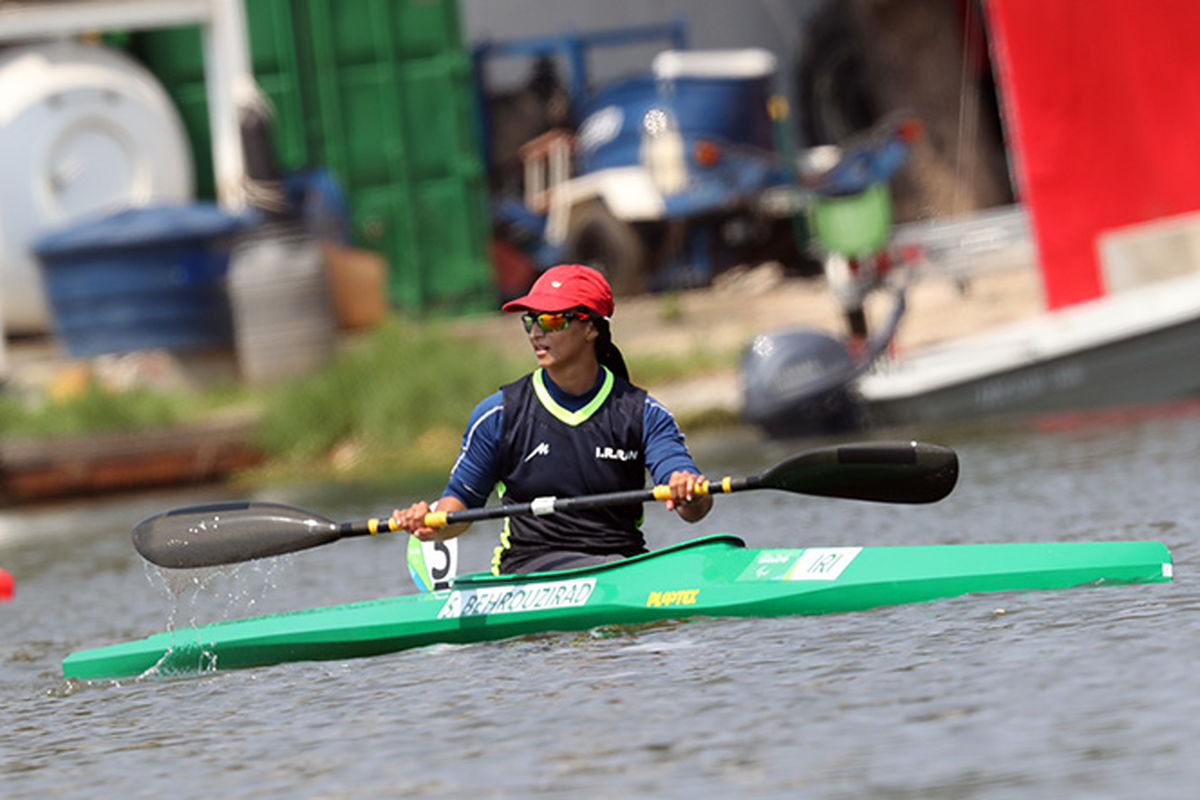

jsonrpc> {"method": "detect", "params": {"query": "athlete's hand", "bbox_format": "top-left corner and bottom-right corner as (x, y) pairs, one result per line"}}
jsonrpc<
(391, 501), (438, 540)
(665, 470), (713, 522)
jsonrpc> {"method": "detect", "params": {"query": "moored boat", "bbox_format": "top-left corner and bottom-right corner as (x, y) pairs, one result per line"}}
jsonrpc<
(62, 534), (1172, 681)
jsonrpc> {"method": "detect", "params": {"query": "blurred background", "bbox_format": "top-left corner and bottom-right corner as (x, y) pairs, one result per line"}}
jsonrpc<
(0, 0), (1197, 505)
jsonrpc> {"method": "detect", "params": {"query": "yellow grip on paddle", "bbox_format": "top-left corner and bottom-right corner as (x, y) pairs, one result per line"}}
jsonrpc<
(368, 517), (404, 535)
(369, 514), (447, 534)
(652, 479), (719, 502)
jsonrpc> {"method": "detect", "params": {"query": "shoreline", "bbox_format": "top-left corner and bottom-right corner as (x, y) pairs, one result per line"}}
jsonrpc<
(0, 261), (1044, 502)
(588, 263), (1043, 419)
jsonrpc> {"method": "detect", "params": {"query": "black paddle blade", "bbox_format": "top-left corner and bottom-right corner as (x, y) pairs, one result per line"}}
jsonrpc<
(753, 441), (958, 503)
(132, 501), (342, 568)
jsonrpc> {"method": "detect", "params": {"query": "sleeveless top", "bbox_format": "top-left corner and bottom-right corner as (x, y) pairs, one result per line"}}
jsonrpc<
(493, 367), (647, 573)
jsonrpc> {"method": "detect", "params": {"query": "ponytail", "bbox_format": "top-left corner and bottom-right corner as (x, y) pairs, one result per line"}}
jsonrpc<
(591, 316), (629, 382)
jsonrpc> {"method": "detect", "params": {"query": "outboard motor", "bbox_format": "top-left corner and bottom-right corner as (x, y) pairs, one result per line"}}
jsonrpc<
(741, 290), (907, 438)
(740, 328), (864, 437)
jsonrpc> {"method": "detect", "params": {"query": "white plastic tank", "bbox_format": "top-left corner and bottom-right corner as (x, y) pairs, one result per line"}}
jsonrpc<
(0, 39), (194, 334)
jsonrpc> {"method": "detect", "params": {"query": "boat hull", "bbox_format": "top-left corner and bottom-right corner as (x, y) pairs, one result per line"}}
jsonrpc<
(866, 314), (1200, 426)
(858, 270), (1200, 427)
(744, 269), (1200, 436)
(62, 535), (1172, 680)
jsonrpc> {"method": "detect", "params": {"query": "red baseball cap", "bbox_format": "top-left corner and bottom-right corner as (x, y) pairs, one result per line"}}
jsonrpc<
(501, 264), (614, 318)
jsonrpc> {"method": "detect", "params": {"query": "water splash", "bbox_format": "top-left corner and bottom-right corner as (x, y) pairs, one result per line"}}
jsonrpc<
(143, 554), (289, 630)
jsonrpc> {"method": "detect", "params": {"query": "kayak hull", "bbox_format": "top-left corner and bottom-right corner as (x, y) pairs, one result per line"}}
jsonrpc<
(62, 535), (1173, 680)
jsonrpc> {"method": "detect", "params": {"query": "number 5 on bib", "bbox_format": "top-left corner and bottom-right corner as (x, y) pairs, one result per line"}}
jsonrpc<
(407, 535), (458, 592)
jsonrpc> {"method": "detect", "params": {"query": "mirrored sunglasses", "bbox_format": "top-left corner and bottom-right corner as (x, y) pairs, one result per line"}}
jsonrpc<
(521, 311), (589, 333)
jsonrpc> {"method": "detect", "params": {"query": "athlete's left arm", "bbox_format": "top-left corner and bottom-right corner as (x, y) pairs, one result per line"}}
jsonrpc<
(643, 397), (713, 522)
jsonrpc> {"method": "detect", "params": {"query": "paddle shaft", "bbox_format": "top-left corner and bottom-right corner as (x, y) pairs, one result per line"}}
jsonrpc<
(348, 476), (744, 537)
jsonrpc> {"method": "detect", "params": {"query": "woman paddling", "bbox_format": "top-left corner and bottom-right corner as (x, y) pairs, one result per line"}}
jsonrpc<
(392, 264), (712, 574)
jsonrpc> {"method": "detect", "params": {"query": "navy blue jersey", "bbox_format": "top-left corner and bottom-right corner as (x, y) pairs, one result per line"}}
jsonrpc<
(495, 368), (647, 572)
(441, 367), (701, 574)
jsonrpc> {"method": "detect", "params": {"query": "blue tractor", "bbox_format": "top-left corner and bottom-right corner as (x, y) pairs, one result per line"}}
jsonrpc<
(474, 19), (811, 295)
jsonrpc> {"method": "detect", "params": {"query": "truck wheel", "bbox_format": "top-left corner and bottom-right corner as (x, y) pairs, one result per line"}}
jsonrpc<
(564, 201), (648, 295)
(795, 2), (882, 146)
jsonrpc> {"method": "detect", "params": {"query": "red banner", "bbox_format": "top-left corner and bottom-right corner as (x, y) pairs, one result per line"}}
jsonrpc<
(986, 0), (1200, 307)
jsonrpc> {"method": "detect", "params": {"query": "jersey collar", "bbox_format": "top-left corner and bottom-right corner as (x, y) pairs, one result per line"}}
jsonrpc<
(532, 367), (614, 426)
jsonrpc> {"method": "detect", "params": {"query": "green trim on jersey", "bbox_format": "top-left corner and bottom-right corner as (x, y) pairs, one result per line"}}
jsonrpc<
(492, 481), (511, 575)
(531, 367), (614, 426)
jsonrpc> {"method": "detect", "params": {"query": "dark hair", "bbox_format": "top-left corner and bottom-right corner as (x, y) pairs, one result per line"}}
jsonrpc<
(586, 313), (629, 382)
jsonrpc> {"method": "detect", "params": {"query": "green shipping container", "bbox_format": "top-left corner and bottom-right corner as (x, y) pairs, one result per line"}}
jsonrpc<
(127, 0), (495, 314)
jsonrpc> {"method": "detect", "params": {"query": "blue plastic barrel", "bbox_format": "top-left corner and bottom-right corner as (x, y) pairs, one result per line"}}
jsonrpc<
(33, 204), (252, 357)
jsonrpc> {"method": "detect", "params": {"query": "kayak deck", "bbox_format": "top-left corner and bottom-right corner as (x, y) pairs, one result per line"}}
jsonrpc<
(62, 535), (1172, 680)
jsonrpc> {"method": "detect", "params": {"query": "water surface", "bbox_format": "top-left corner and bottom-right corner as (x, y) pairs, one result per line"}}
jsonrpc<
(2, 413), (1198, 798)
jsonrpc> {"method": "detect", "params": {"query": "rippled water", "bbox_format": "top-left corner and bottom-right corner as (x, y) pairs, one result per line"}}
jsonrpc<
(3, 412), (1199, 798)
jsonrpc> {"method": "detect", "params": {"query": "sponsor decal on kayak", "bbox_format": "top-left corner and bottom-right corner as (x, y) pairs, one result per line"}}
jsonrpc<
(646, 589), (700, 607)
(437, 578), (596, 619)
(785, 547), (862, 581)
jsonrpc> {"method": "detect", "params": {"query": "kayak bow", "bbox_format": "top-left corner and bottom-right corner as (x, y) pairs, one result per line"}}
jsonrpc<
(62, 535), (1172, 681)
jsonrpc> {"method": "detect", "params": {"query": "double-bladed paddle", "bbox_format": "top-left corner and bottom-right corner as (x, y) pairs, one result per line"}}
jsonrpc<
(132, 440), (958, 569)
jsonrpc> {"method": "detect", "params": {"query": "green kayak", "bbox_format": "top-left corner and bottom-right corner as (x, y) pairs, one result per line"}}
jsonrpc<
(62, 534), (1172, 681)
